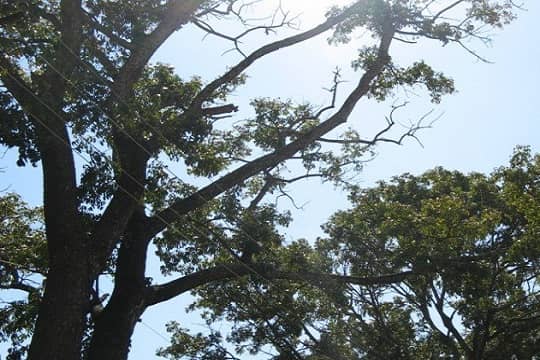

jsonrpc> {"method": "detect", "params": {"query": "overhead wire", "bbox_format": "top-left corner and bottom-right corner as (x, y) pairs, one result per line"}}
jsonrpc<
(3, 29), (326, 355)
(7, 1), (390, 349)
(43, 38), (284, 270)
(6, 2), (404, 354)
(44, 33), (319, 287)
(4, 68), (305, 358)
(139, 320), (170, 344)
(4, 5), (394, 351)
(62, 25), (332, 351)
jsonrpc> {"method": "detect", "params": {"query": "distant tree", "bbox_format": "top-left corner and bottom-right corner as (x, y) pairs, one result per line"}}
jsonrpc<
(0, 1), (522, 359)
(157, 148), (540, 360)
(311, 146), (540, 360)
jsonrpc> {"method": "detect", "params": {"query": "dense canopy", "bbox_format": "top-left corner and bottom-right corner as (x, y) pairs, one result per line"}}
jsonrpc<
(0, 1), (532, 359)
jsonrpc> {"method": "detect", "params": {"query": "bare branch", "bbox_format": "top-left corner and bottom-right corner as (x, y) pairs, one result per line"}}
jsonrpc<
(319, 103), (437, 148)
(432, 0), (467, 22)
(145, 17), (396, 237)
(146, 263), (415, 306)
(431, 284), (472, 355)
(247, 177), (275, 210)
(275, 183), (307, 210)
(193, 2), (298, 58)
(201, 103), (239, 117)
(456, 39), (493, 63)
(314, 68), (343, 119)
(183, 0), (372, 118)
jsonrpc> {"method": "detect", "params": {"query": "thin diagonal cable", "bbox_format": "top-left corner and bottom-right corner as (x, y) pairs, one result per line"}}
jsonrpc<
(15, 34), (348, 353)
(139, 320), (170, 343)
(2, 71), (247, 274)
(8, 14), (370, 352)
(40, 43), (285, 267)
(3, 71), (308, 358)
(29, 43), (302, 294)
(4, 71), (275, 293)
(36, 52), (313, 336)
(3, 70), (282, 300)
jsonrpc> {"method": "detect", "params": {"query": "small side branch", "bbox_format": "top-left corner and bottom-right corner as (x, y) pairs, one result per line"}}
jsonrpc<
(193, 1), (298, 58)
(319, 103), (438, 148)
(314, 67), (344, 119)
(183, 1), (372, 119)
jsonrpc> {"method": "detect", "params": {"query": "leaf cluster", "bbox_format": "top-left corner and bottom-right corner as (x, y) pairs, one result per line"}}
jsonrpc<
(0, 193), (45, 358)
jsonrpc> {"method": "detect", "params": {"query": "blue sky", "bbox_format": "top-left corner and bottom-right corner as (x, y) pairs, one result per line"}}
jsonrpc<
(1, 1), (539, 358)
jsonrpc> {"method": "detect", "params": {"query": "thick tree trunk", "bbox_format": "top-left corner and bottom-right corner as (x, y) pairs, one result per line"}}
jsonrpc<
(28, 263), (91, 360)
(87, 210), (150, 360)
(23, 0), (87, 355)
(87, 295), (146, 360)
(27, 119), (90, 359)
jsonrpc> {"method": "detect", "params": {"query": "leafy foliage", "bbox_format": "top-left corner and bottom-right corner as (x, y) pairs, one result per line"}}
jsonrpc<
(0, 0), (526, 359)
(316, 146), (540, 359)
(0, 193), (45, 359)
(157, 147), (540, 359)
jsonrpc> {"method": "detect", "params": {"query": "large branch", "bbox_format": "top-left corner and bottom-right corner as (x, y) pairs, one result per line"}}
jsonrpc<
(183, 0), (370, 116)
(417, 301), (461, 357)
(432, 285), (472, 355)
(111, 0), (205, 98)
(21, 0), (85, 257)
(146, 263), (413, 306)
(0, 57), (81, 258)
(145, 18), (395, 237)
(88, 139), (150, 276)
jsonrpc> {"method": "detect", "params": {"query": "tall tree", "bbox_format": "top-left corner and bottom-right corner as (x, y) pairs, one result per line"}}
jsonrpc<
(315, 146), (540, 359)
(0, 1), (521, 359)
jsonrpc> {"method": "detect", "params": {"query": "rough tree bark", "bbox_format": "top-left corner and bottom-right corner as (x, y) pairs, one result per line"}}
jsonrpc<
(87, 210), (149, 360)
